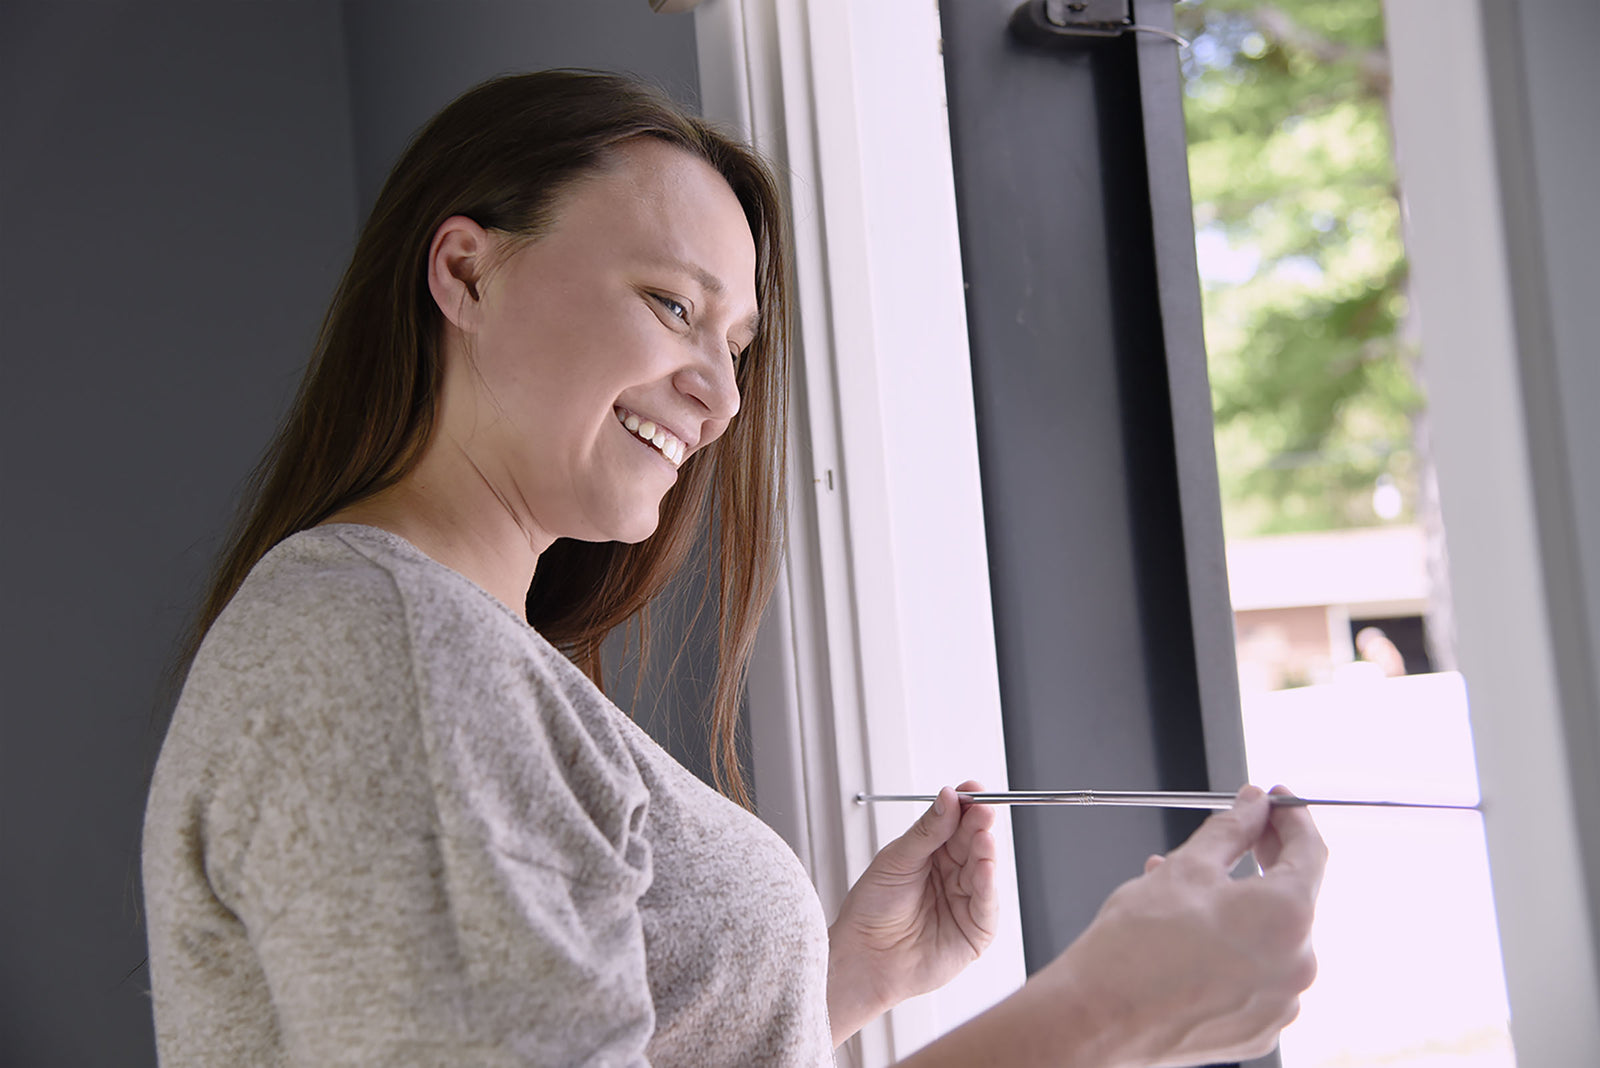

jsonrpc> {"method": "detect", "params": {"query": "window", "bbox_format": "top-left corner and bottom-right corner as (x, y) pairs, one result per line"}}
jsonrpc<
(1178, 4), (1515, 1061)
(693, 1), (1600, 1065)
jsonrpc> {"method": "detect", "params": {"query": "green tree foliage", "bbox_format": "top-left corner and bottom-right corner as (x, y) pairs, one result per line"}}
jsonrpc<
(1176, 0), (1422, 536)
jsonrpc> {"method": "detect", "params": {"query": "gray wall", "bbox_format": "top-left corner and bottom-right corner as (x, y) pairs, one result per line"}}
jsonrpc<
(343, 0), (699, 216)
(0, 3), (698, 1062)
(2, 5), (357, 1062)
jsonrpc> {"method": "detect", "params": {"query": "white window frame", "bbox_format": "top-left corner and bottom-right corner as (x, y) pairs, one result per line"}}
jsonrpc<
(1384, 2), (1600, 1063)
(693, 1), (1028, 1063)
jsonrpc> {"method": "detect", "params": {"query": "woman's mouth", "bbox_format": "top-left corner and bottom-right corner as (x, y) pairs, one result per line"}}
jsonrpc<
(615, 406), (686, 467)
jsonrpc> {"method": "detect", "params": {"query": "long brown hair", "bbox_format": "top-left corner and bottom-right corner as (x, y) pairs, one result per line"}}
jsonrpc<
(186, 71), (789, 808)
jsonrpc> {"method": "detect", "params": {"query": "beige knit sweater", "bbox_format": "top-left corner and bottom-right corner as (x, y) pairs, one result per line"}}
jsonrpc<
(142, 524), (832, 1066)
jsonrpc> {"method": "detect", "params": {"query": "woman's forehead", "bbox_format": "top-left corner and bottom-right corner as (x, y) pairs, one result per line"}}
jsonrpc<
(556, 142), (756, 271)
(563, 143), (748, 246)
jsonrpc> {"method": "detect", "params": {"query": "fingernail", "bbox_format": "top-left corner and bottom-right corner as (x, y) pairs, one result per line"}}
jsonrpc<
(934, 789), (948, 816)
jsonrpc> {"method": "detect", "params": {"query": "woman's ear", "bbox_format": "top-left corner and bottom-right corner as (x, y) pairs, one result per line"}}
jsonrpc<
(427, 215), (494, 332)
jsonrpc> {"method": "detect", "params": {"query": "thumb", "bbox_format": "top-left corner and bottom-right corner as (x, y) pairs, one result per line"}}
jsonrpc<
(879, 786), (961, 872)
(1170, 785), (1272, 872)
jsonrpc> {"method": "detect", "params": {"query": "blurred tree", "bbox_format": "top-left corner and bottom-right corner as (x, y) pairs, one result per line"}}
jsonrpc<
(1176, 0), (1423, 537)
(1177, 0), (1454, 667)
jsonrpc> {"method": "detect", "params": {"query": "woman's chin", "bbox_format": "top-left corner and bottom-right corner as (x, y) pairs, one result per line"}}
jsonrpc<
(604, 509), (664, 546)
(567, 490), (667, 545)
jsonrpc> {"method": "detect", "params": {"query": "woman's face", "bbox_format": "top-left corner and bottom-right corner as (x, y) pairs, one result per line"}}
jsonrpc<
(440, 138), (759, 547)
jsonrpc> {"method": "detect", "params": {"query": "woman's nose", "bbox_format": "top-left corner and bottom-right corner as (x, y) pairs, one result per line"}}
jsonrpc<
(677, 342), (741, 424)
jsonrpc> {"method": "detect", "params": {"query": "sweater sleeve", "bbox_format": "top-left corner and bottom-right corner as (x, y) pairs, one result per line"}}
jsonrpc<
(198, 559), (656, 1067)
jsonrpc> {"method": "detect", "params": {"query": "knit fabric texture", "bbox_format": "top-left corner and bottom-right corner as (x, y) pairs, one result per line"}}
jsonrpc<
(142, 524), (833, 1066)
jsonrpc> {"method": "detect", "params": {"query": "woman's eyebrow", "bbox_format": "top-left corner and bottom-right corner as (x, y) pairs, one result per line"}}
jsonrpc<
(648, 255), (761, 336)
(734, 308), (762, 342)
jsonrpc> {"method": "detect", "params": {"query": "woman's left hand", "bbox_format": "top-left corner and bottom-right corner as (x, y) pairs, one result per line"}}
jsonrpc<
(827, 780), (1000, 1046)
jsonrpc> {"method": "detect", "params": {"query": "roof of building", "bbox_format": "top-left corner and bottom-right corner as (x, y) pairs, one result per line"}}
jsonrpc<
(1226, 525), (1429, 612)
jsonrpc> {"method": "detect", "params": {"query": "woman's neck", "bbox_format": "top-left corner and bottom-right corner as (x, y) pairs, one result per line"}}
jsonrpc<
(320, 447), (550, 622)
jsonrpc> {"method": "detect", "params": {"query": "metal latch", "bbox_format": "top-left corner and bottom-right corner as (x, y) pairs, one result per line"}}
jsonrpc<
(1044, 0), (1132, 37)
(1010, 0), (1189, 48)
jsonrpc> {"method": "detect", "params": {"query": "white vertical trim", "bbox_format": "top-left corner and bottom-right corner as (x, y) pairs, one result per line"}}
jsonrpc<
(1326, 604), (1354, 664)
(1383, 2), (1600, 1063)
(820, 1), (1027, 1055)
(696, 0), (1028, 1063)
(690, 0), (751, 139)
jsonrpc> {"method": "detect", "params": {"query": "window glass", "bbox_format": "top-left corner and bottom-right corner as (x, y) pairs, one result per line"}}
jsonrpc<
(1177, 2), (1516, 1064)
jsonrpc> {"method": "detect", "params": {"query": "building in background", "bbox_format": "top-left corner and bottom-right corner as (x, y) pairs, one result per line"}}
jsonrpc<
(1229, 524), (1432, 692)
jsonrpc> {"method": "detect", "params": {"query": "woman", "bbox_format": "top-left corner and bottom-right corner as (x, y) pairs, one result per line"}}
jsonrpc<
(143, 71), (1323, 1067)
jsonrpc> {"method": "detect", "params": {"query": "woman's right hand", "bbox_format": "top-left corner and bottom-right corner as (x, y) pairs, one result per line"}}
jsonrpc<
(1038, 784), (1326, 1067)
(897, 784), (1325, 1068)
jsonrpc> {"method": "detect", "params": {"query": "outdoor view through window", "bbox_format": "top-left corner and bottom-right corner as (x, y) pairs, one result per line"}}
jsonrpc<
(1176, 2), (1515, 1066)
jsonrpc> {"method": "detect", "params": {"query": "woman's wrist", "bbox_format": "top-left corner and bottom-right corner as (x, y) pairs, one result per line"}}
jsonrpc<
(891, 965), (1129, 1068)
(826, 923), (894, 1047)
(827, 933), (1130, 1068)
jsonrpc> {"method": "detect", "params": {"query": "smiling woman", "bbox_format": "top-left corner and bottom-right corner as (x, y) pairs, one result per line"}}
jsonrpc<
(179, 73), (788, 807)
(380, 139), (756, 555)
(143, 72), (825, 1065)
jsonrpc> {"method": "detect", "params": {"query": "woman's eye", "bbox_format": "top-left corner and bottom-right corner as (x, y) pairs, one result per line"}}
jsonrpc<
(655, 294), (689, 323)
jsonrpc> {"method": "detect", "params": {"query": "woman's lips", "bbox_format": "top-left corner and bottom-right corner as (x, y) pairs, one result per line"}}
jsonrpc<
(615, 406), (686, 467)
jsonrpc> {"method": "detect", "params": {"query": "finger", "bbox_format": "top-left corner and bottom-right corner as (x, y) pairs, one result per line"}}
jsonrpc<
(945, 781), (997, 864)
(964, 828), (1000, 937)
(1261, 785), (1329, 894)
(953, 779), (995, 825)
(879, 785), (962, 872)
(1252, 819), (1285, 871)
(954, 824), (998, 890)
(1252, 785), (1294, 869)
(944, 824), (999, 936)
(1143, 853), (1165, 875)
(1169, 785), (1272, 872)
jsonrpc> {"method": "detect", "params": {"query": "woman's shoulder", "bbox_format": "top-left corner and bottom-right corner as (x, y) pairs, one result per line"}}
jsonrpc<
(199, 523), (519, 670)
(184, 523), (641, 793)
(168, 525), (459, 762)
(271, 525), (612, 710)
(149, 525), (654, 931)
(235, 522), (512, 621)
(166, 524), (649, 845)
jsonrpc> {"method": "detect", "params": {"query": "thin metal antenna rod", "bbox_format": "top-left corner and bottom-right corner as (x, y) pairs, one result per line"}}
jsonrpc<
(855, 790), (1480, 812)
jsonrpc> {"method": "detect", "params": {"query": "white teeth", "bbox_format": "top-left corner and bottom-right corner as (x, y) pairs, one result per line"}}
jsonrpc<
(615, 407), (685, 467)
